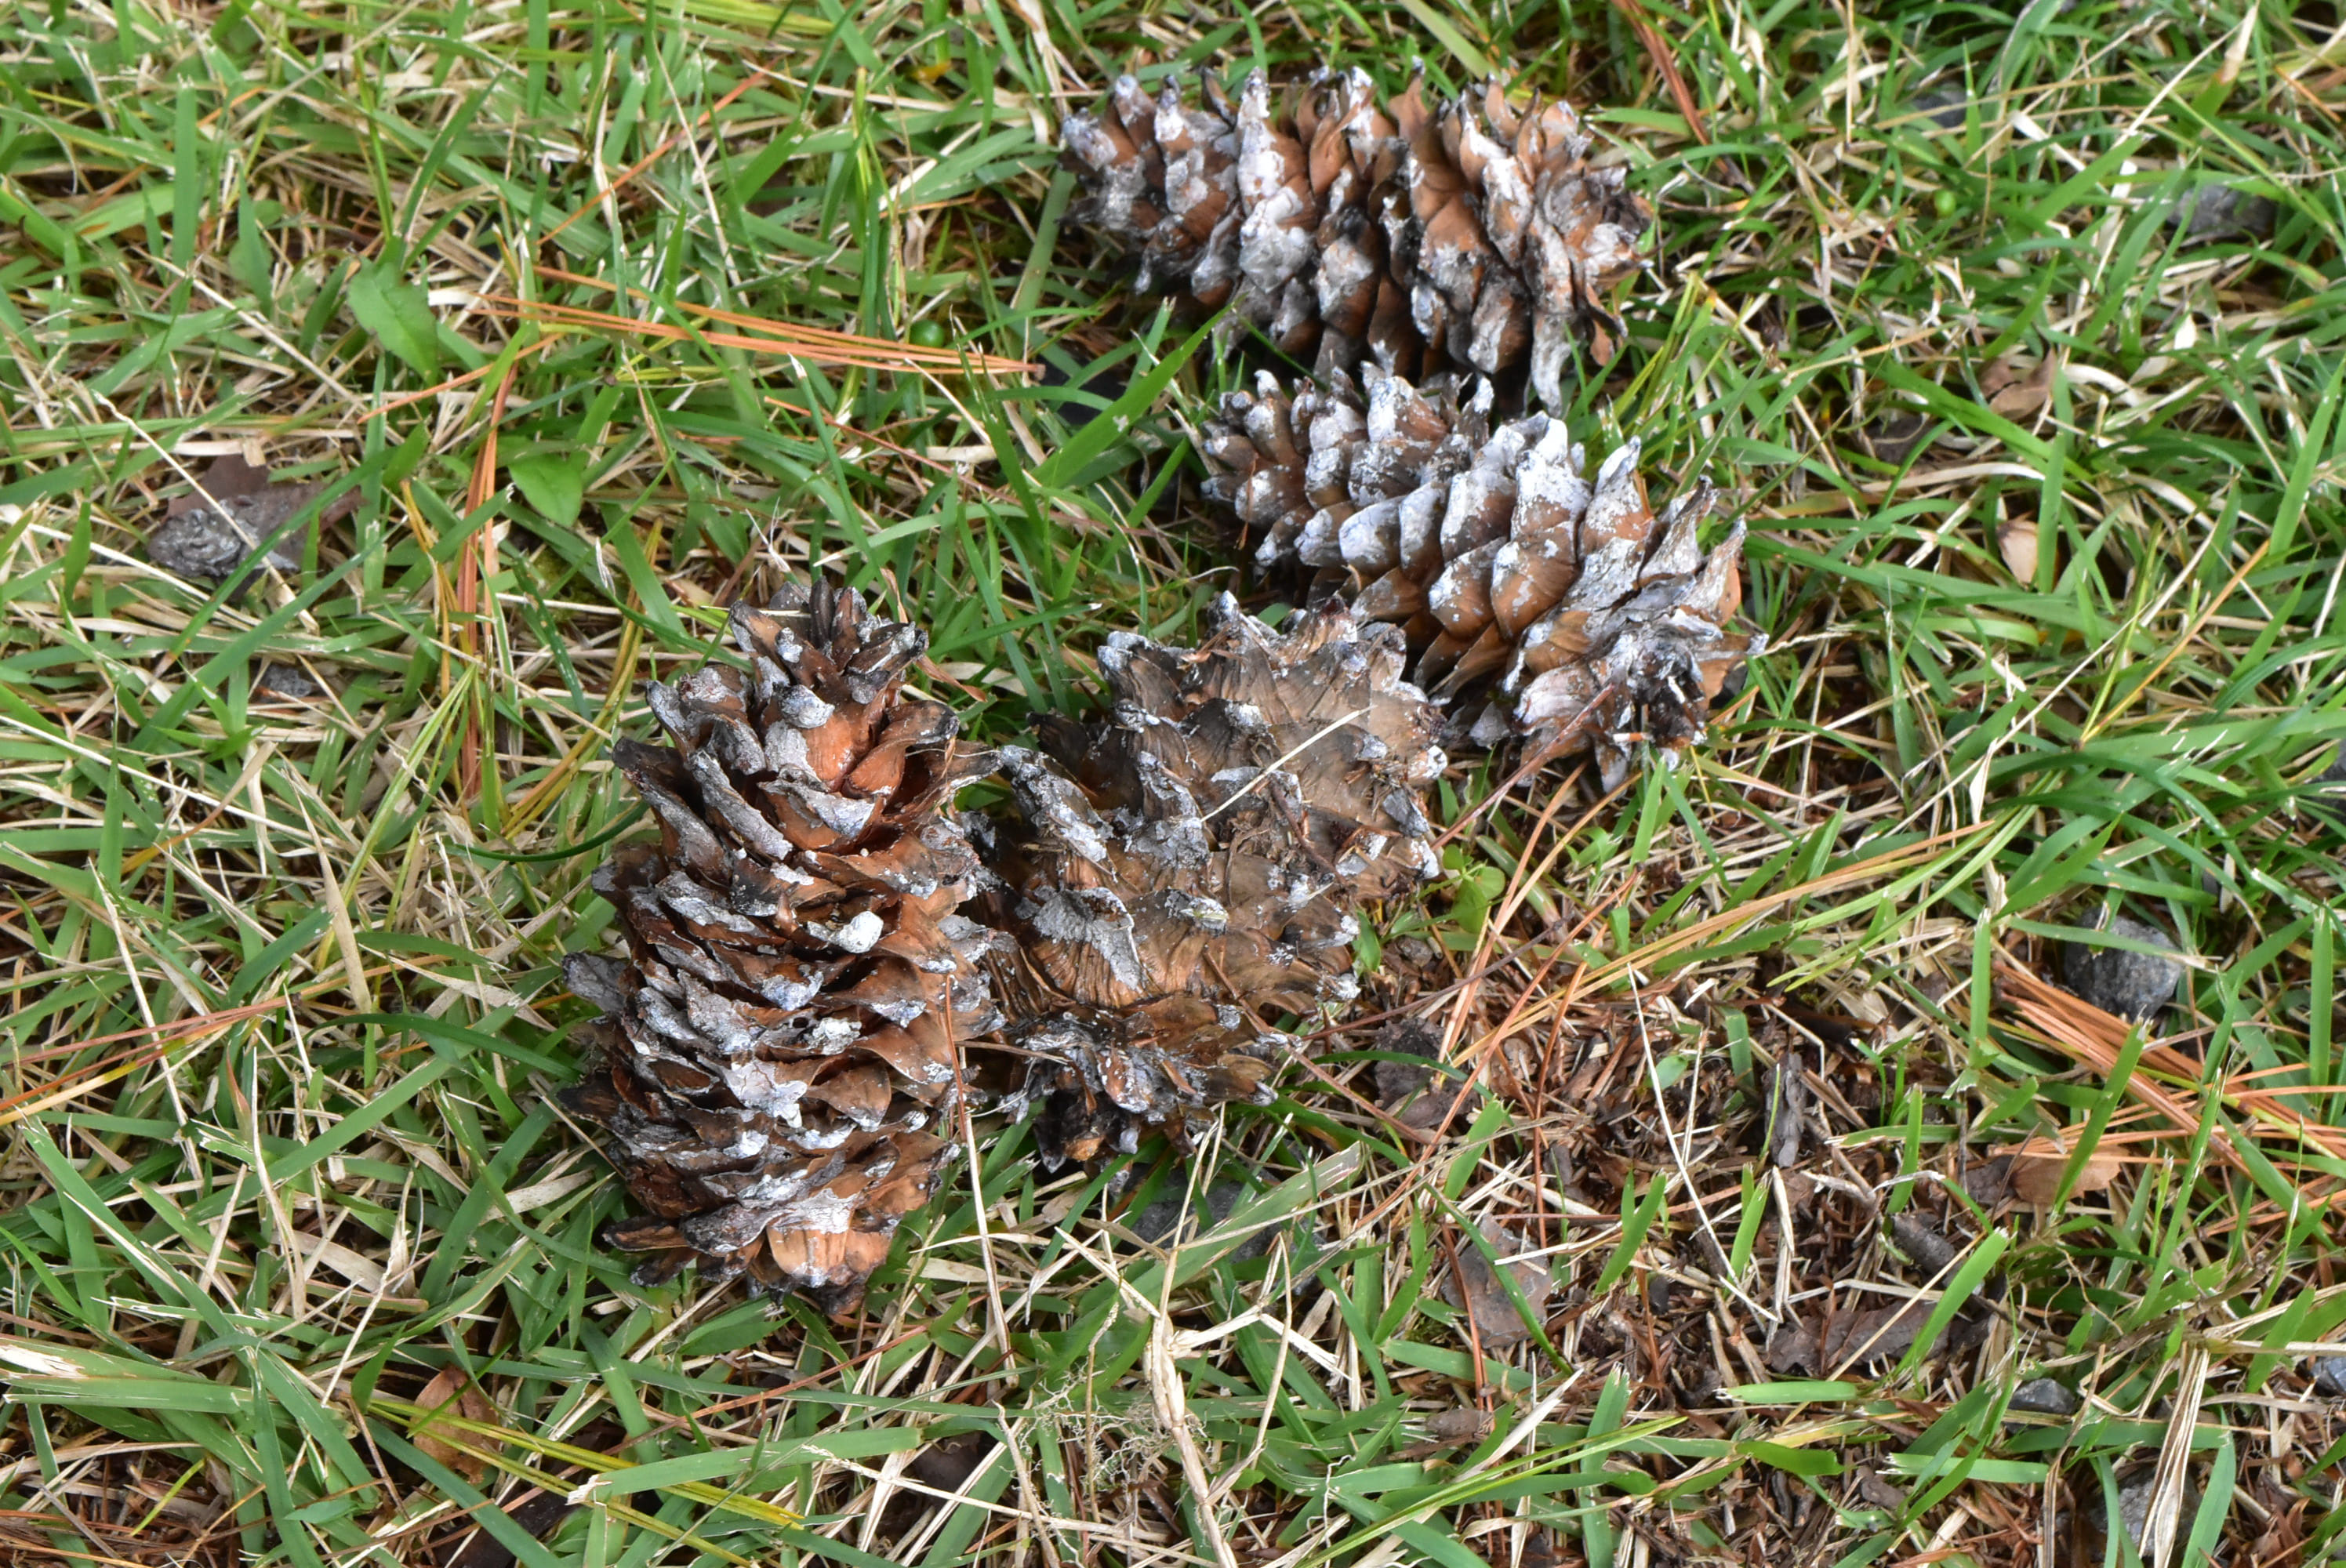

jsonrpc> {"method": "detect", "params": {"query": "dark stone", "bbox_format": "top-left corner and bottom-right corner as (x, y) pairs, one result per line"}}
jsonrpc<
(2060, 914), (2183, 1020)
(256, 662), (323, 701)
(1889, 1214), (1961, 1278)
(1372, 1018), (1441, 1105)
(1858, 410), (1933, 465)
(2088, 1472), (2200, 1555)
(1131, 1180), (1280, 1261)
(1910, 88), (1967, 129)
(148, 466), (342, 591)
(2170, 184), (2279, 244)
(2311, 1356), (2346, 1396)
(1763, 1058), (1807, 1167)
(2010, 1377), (2080, 1416)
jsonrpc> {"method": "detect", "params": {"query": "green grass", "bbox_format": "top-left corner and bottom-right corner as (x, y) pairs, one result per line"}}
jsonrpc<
(2, 0), (2344, 1563)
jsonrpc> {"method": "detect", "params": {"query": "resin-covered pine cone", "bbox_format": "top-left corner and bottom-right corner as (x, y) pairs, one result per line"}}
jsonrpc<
(983, 596), (1444, 1167)
(561, 581), (1000, 1315)
(1201, 367), (1762, 789)
(1062, 66), (1651, 405)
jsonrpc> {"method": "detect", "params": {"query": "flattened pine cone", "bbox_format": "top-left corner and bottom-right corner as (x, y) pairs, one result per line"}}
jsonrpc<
(1063, 66), (1651, 405)
(562, 581), (1000, 1315)
(985, 596), (1444, 1167)
(1202, 367), (1763, 789)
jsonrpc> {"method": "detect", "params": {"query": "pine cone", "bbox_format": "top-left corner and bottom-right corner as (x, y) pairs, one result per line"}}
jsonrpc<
(561, 581), (1000, 1315)
(1200, 367), (1763, 790)
(1062, 66), (1651, 405)
(985, 597), (1444, 1167)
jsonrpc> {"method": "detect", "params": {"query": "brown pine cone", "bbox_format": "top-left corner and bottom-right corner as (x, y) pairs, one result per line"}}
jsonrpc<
(1200, 367), (1762, 790)
(561, 581), (1001, 1315)
(1062, 66), (1651, 405)
(983, 596), (1444, 1167)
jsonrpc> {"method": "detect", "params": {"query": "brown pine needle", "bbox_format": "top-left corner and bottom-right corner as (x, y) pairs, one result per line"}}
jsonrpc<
(485, 271), (1034, 377)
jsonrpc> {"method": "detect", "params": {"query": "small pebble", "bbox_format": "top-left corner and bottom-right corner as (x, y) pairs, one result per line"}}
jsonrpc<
(1909, 88), (1967, 130)
(1372, 1018), (1440, 1106)
(1131, 1180), (1286, 1261)
(148, 499), (304, 586)
(2061, 914), (2184, 1020)
(2010, 1377), (2080, 1417)
(2308, 743), (2346, 827)
(2169, 183), (2279, 244)
(2311, 1356), (2346, 1396)
(2091, 1474), (2201, 1555)
(256, 663), (323, 701)
(1889, 1214), (1961, 1278)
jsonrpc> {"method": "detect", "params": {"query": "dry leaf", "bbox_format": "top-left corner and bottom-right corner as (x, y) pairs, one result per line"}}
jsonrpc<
(1998, 517), (2039, 581)
(2003, 1140), (2123, 1205)
(413, 1367), (497, 1482)
(164, 452), (271, 517)
(1441, 1218), (1552, 1346)
(1765, 1298), (1940, 1376)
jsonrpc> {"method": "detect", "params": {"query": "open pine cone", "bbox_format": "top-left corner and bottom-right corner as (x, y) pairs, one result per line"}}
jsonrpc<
(1201, 367), (1762, 789)
(1062, 66), (1651, 405)
(982, 596), (1444, 1167)
(561, 581), (1000, 1315)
